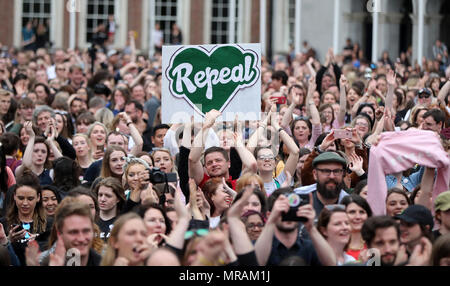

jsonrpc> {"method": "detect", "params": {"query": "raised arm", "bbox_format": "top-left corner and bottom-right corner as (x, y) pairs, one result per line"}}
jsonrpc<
(306, 76), (321, 126)
(188, 110), (221, 184)
(227, 186), (256, 258)
(45, 124), (63, 160)
(297, 193), (336, 266)
(15, 122), (35, 176)
(271, 112), (299, 177)
(415, 167), (435, 210)
(437, 80), (450, 106)
(246, 110), (272, 153)
(120, 112), (143, 155)
(337, 75), (348, 126)
(165, 185), (190, 250)
(385, 69), (396, 114)
(233, 118), (257, 173)
(281, 91), (302, 130)
(254, 195), (289, 266)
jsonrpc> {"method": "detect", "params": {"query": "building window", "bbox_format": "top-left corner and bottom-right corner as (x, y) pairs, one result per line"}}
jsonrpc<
(211, 0), (239, 44)
(22, 0), (52, 32)
(155, 0), (178, 45)
(86, 0), (115, 44)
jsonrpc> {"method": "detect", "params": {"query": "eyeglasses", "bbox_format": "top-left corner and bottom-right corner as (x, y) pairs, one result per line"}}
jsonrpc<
(325, 204), (346, 211)
(184, 229), (209, 240)
(257, 155), (275, 161)
(247, 223), (264, 229)
(316, 168), (344, 176)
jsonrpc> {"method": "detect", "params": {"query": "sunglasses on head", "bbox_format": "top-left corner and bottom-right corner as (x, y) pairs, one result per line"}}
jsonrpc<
(184, 229), (209, 240)
(324, 204), (346, 211)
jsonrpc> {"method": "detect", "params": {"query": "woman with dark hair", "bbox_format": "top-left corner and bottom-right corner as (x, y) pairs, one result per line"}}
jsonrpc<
(100, 146), (126, 180)
(136, 203), (172, 247)
(241, 210), (265, 241)
(317, 205), (356, 265)
(15, 122), (62, 185)
(0, 171), (51, 266)
(51, 156), (81, 198)
(430, 234), (450, 266)
(93, 177), (126, 241)
(353, 179), (368, 199)
(341, 194), (373, 260)
(233, 186), (267, 217)
(54, 111), (74, 141)
(202, 178), (233, 229)
(0, 142), (16, 217)
(40, 185), (61, 217)
(110, 87), (130, 116)
(385, 188), (411, 217)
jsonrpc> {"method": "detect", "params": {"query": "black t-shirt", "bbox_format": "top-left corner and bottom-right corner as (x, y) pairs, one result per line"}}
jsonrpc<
(0, 217), (53, 266)
(97, 217), (117, 242)
(433, 229), (442, 241)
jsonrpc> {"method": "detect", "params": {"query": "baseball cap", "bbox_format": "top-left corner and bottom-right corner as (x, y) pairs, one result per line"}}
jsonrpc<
(107, 49), (118, 57)
(395, 205), (434, 229)
(312, 152), (347, 169)
(435, 191), (450, 212)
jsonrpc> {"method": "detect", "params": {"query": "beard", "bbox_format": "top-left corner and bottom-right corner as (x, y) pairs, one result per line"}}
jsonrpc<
(316, 178), (344, 200)
(380, 253), (397, 267)
(276, 221), (299, 234)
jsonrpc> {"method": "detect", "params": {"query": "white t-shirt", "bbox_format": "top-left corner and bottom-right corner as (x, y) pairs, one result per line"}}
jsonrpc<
(264, 171), (287, 197)
(209, 216), (221, 229)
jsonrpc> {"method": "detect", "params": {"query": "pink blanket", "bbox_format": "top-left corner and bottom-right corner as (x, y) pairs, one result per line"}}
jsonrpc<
(367, 130), (450, 215)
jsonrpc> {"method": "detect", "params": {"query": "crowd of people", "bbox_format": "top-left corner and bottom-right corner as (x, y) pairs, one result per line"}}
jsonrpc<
(0, 30), (449, 267)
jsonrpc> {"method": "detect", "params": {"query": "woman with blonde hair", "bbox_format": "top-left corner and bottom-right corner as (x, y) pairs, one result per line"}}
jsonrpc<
(87, 122), (108, 160)
(95, 108), (114, 130)
(100, 213), (151, 266)
(72, 133), (94, 179)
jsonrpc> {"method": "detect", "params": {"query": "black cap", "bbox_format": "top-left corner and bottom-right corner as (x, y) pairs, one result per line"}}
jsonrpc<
(94, 83), (111, 96)
(395, 205), (434, 229)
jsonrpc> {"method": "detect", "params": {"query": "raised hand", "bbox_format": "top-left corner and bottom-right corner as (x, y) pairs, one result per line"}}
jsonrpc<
(340, 75), (348, 90)
(386, 69), (396, 86)
(25, 240), (41, 266)
(319, 130), (337, 151)
(407, 237), (432, 266)
(203, 109), (222, 129)
(296, 193), (315, 231)
(24, 121), (35, 138)
(348, 153), (364, 175)
(49, 235), (66, 266)
(227, 185), (253, 219)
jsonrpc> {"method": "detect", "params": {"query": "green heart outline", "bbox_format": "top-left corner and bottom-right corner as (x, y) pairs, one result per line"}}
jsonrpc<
(166, 44), (260, 117)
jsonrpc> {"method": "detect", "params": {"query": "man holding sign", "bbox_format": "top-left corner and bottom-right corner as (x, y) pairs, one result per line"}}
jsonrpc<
(162, 44), (261, 123)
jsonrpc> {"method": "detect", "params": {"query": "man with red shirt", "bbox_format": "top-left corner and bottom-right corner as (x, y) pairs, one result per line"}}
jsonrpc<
(188, 110), (256, 190)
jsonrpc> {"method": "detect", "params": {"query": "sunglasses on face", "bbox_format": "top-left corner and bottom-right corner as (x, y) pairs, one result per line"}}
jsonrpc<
(417, 89), (431, 98)
(184, 229), (209, 240)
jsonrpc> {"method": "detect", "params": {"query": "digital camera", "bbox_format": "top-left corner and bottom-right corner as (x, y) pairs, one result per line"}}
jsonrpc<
(281, 192), (310, 222)
(146, 168), (177, 185)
